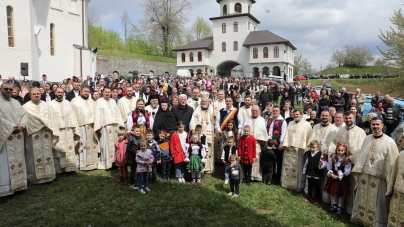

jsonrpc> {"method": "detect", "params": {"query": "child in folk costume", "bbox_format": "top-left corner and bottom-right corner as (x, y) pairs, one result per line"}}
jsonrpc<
(146, 130), (161, 184)
(226, 154), (242, 198)
(324, 142), (352, 215)
(238, 125), (257, 186)
(188, 124), (207, 178)
(136, 140), (154, 194)
(221, 137), (237, 184)
(303, 140), (328, 204)
(132, 98), (151, 139)
(260, 139), (277, 185)
(158, 130), (171, 182)
(170, 121), (187, 183)
(115, 131), (128, 183)
(184, 134), (207, 185)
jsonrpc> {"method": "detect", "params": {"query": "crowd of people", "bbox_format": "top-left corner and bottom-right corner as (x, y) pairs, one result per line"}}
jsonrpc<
(1, 72), (404, 227)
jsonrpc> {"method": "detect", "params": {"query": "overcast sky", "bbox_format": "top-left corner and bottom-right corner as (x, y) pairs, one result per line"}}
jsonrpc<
(89, 0), (403, 71)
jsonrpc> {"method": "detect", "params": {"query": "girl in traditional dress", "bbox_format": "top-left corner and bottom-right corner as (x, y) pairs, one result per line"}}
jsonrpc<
(132, 99), (151, 139)
(185, 134), (207, 185)
(115, 131), (128, 183)
(238, 125), (257, 186)
(324, 142), (352, 215)
(170, 121), (187, 183)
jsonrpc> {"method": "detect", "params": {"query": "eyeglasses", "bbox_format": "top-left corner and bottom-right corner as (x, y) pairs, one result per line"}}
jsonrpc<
(2, 88), (13, 91)
(236, 96), (240, 98)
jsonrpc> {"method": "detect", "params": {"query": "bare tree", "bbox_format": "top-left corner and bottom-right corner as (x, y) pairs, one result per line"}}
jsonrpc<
(87, 7), (100, 25)
(331, 49), (345, 67)
(140, 0), (192, 57)
(121, 10), (131, 47)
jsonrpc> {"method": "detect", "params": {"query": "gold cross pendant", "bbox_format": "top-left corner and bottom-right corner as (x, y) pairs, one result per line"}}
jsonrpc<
(370, 155), (375, 164)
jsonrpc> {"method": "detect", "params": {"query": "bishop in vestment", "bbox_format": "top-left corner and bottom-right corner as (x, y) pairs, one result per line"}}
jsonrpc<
(50, 88), (83, 173)
(71, 86), (99, 170)
(281, 110), (313, 191)
(189, 92), (215, 173)
(351, 117), (398, 227)
(0, 83), (28, 197)
(23, 88), (57, 184)
(94, 87), (125, 169)
(244, 105), (268, 181)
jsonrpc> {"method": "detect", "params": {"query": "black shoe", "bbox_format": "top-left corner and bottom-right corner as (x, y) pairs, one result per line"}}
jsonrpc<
(337, 207), (343, 215)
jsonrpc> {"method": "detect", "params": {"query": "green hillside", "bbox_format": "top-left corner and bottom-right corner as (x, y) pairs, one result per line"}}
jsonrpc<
(98, 49), (177, 64)
(318, 66), (398, 76)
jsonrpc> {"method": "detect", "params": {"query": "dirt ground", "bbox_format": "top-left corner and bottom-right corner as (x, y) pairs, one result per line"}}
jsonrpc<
(346, 84), (401, 97)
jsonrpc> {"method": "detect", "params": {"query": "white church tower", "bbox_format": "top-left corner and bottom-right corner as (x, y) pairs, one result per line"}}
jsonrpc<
(174, 0), (296, 82)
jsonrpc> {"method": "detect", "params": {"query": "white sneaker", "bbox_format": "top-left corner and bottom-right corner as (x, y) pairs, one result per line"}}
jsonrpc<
(130, 185), (138, 190)
(232, 194), (239, 198)
(224, 179), (229, 184)
(228, 192), (233, 196)
(145, 187), (151, 192)
(178, 178), (182, 182)
(139, 189), (146, 194)
(181, 178), (186, 183)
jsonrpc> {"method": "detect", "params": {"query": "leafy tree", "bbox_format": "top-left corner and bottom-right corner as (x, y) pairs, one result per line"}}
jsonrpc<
(294, 54), (313, 76)
(330, 44), (374, 67)
(121, 10), (131, 48)
(190, 17), (212, 41)
(88, 23), (123, 51)
(331, 49), (345, 67)
(378, 8), (404, 97)
(139, 0), (192, 57)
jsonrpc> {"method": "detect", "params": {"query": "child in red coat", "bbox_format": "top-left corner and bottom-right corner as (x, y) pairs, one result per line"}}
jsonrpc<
(238, 125), (257, 186)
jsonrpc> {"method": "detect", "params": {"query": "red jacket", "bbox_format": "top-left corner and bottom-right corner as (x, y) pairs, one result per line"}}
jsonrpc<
(237, 135), (256, 165)
(169, 131), (186, 164)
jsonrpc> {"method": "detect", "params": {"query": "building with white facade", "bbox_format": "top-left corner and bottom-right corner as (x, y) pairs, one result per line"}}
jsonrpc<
(0, 0), (96, 82)
(174, 0), (296, 82)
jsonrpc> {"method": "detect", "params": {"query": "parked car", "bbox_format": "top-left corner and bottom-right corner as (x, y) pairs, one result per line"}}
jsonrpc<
(340, 74), (350, 79)
(326, 74), (337, 79)
(373, 73), (386, 78)
(307, 75), (319, 79)
(349, 74), (360, 79)
(293, 75), (307, 81)
(362, 73), (371, 78)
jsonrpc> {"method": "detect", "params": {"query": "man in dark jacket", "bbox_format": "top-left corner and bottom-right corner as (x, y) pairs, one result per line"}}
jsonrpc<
(382, 97), (404, 135)
(65, 82), (80, 101)
(259, 86), (272, 112)
(172, 94), (194, 132)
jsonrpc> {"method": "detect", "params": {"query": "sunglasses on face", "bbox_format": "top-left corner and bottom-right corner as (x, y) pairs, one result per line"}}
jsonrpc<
(3, 88), (13, 91)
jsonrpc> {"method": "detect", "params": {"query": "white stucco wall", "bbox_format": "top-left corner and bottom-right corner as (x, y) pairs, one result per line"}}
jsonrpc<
(0, 0), (95, 83)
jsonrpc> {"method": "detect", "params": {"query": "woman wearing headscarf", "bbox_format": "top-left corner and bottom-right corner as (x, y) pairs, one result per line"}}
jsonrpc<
(153, 100), (177, 140)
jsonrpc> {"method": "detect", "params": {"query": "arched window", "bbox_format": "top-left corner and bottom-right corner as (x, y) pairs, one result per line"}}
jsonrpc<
(274, 46), (279, 58)
(181, 53), (185, 62)
(7, 6), (14, 47)
(189, 52), (194, 62)
(263, 47), (268, 58)
(222, 23), (226, 33)
(253, 48), (258, 59)
(233, 22), (238, 32)
(223, 4), (227, 15)
(198, 52), (202, 62)
(235, 3), (242, 13)
(50, 23), (55, 56)
(233, 41), (238, 51)
(222, 42), (226, 52)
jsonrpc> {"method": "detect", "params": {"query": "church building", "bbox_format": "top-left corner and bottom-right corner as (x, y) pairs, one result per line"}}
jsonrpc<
(174, 0), (296, 82)
(0, 0), (96, 82)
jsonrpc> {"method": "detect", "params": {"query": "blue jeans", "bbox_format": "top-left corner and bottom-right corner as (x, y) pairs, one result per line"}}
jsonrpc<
(224, 164), (229, 180)
(175, 162), (184, 178)
(137, 172), (149, 189)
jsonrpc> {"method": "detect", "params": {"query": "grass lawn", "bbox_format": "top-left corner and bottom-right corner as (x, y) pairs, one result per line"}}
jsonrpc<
(98, 49), (177, 64)
(0, 164), (358, 227)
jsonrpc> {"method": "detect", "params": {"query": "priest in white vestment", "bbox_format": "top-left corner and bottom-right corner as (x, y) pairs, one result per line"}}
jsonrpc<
(145, 94), (159, 129)
(244, 105), (269, 181)
(0, 84), (28, 197)
(238, 96), (253, 123)
(307, 111), (338, 203)
(71, 86), (99, 170)
(281, 110), (313, 191)
(118, 86), (137, 126)
(333, 111), (366, 214)
(94, 87), (125, 170)
(23, 88), (57, 184)
(187, 87), (201, 110)
(387, 148), (404, 227)
(189, 92), (215, 173)
(50, 88), (83, 173)
(351, 117), (398, 227)
(212, 89), (226, 163)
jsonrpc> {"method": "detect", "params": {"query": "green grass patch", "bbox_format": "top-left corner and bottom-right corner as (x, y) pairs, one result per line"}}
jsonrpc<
(98, 49), (177, 64)
(306, 78), (401, 90)
(0, 165), (357, 227)
(319, 66), (398, 76)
